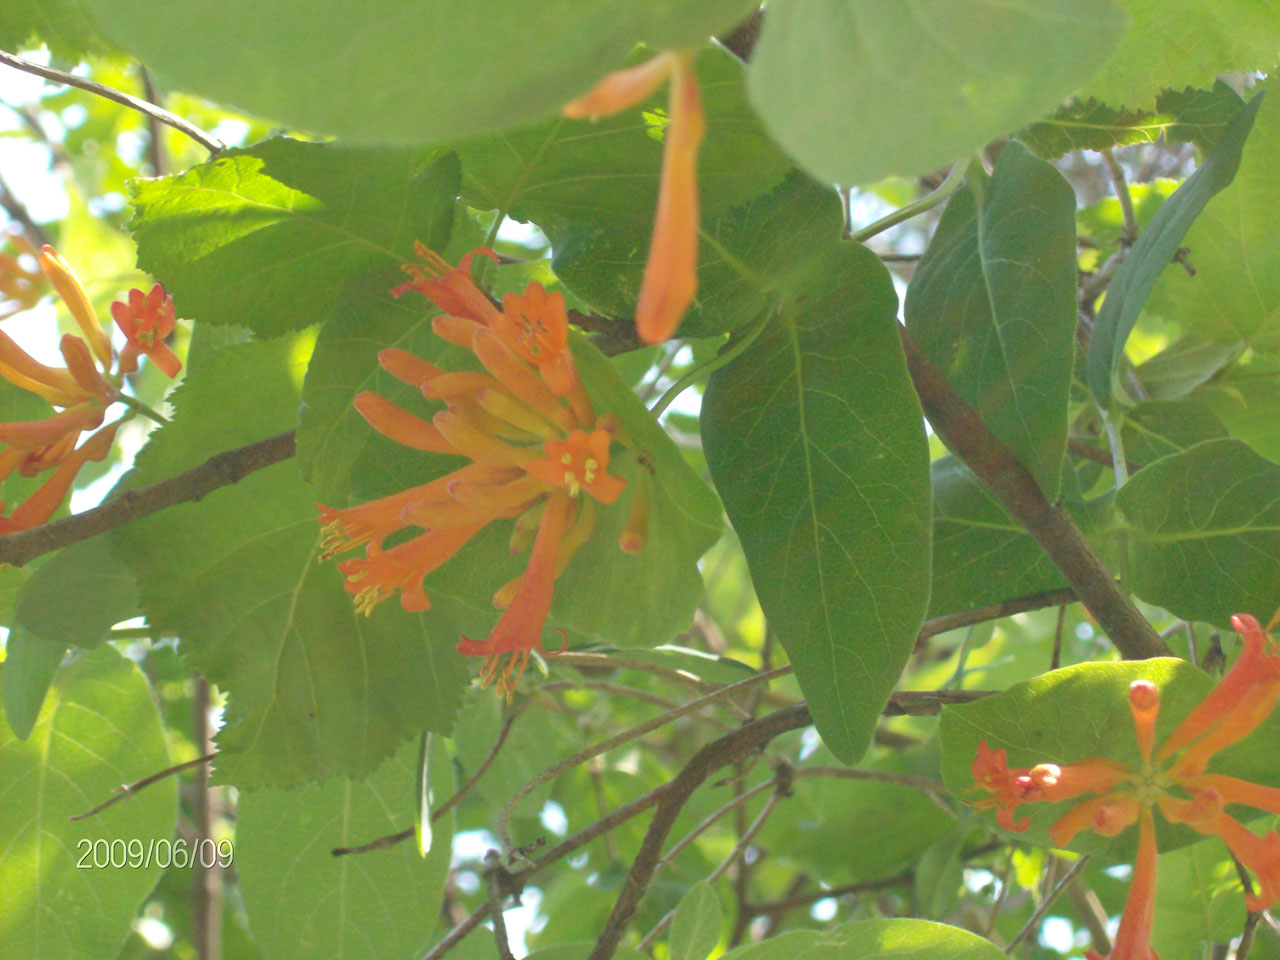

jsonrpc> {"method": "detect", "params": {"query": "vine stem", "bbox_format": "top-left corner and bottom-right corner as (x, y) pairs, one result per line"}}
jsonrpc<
(115, 392), (171, 426)
(848, 160), (967, 244)
(650, 306), (776, 417)
(494, 666), (793, 852)
(0, 49), (224, 154)
(1005, 856), (1091, 953)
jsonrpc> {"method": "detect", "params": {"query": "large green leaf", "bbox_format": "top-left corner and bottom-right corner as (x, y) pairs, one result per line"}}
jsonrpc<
(12, 534), (138, 650)
(76, 0), (755, 143)
(906, 143), (1077, 499)
(1146, 84), (1280, 349)
(236, 737), (454, 960)
(928, 457), (1117, 617)
(457, 47), (791, 238)
(1117, 438), (1280, 626)
(0, 646), (176, 959)
(0, 0), (115, 59)
(670, 881), (723, 960)
(1080, 0), (1280, 109)
(745, 0), (1124, 185)
(113, 338), (467, 787)
(1150, 836), (1245, 959)
(1120, 399), (1227, 467)
(128, 140), (459, 337)
(720, 919), (1005, 960)
(1019, 83), (1245, 159)
(1087, 94), (1263, 403)
(702, 212), (931, 763)
(0, 626), (64, 741)
(940, 657), (1280, 859)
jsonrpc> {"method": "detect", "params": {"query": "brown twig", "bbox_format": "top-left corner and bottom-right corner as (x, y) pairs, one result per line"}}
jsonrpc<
(918, 587), (1078, 643)
(1101, 149), (1137, 245)
(485, 852), (517, 960)
(1051, 604), (1068, 671)
(0, 49), (224, 154)
(0, 168), (50, 249)
(745, 872), (912, 917)
(139, 67), (170, 177)
(899, 326), (1168, 661)
(1067, 437), (1140, 475)
(192, 678), (222, 960)
(495, 666), (793, 853)
(586, 704), (813, 960)
(70, 752), (216, 821)
(1005, 856), (1091, 953)
(333, 713), (521, 857)
(0, 431), (296, 567)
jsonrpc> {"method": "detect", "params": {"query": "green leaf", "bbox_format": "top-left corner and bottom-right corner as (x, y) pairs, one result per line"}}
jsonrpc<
(1117, 438), (1280, 626)
(1080, 0), (1280, 109)
(113, 338), (467, 787)
(1120, 399), (1227, 467)
(0, 646), (176, 958)
(906, 143), (1077, 498)
(670, 881), (722, 960)
(236, 736), (454, 960)
(0, 0), (116, 59)
(913, 835), (965, 920)
(722, 919), (1005, 960)
(129, 139), (459, 337)
(1019, 83), (1245, 159)
(0, 626), (64, 741)
(76, 0), (755, 143)
(745, 0), (1124, 185)
(1149, 836), (1245, 959)
(702, 217), (931, 763)
(1134, 335), (1240, 401)
(300, 281), (722, 649)
(1197, 363), (1280, 465)
(928, 456), (1116, 617)
(457, 47), (791, 237)
(1146, 83), (1280, 348)
(12, 535), (139, 649)
(1087, 94), (1263, 403)
(940, 657), (1280, 859)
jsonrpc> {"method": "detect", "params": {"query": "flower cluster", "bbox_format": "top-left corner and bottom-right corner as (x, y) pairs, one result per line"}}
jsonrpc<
(317, 247), (649, 700)
(564, 50), (704, 345)
(1, 246), (181, 535)
(971, 613), (1280, 960)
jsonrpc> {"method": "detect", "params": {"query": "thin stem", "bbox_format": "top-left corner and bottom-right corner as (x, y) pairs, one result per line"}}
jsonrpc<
(485, 853), (517, 960)
(0, 49), (224, 154)
(70, 752), (216, 821)
(1005, 856), (1091, 953)
(745, 873), (911, 918)
(650, 307), (775, 417)
(115, 392), (171, 425)
(192, 677), (222, 960)
(1052, 604), (1068, 671)
(1101, 406), (1130, 486)
(495, 666), (792, 852)
(333, 712), (521, 857)
(638, 787), (786, 951)
(1101, 149), (1137, 245)
(849, 160), (967, 244)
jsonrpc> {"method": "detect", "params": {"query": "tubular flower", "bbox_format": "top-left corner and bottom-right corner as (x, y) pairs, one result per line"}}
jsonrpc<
(319, 248), (651, 700)
(969, 614), (1280, 960)
(111, 283), (181, 378)
(0, 247), (181, 537)
(563, 50), (703, 345)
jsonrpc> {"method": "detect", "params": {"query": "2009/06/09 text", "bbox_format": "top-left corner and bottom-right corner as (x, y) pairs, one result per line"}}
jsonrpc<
(75, 837), (233, 870)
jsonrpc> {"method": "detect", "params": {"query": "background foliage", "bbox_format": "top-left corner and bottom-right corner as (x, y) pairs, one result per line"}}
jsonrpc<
(0, 4), (1278, 960)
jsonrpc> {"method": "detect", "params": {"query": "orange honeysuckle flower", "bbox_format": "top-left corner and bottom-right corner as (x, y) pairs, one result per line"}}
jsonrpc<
(390, 244), (501, 325)
(563, 50), (703, 345)
(0, 420), (120, 535)
(38, 245), (114, 369)
(0, 232), (44, 321)
(969, 616), (1280, 959)
(0, 247), (183, 543)
(319, 248), (650, 699)
(111, 283), (181, 378)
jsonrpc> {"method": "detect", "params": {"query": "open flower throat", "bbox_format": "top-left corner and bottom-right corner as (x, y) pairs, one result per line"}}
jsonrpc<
(971, 613), (1280, 960)
(318, 247), (647, 699)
